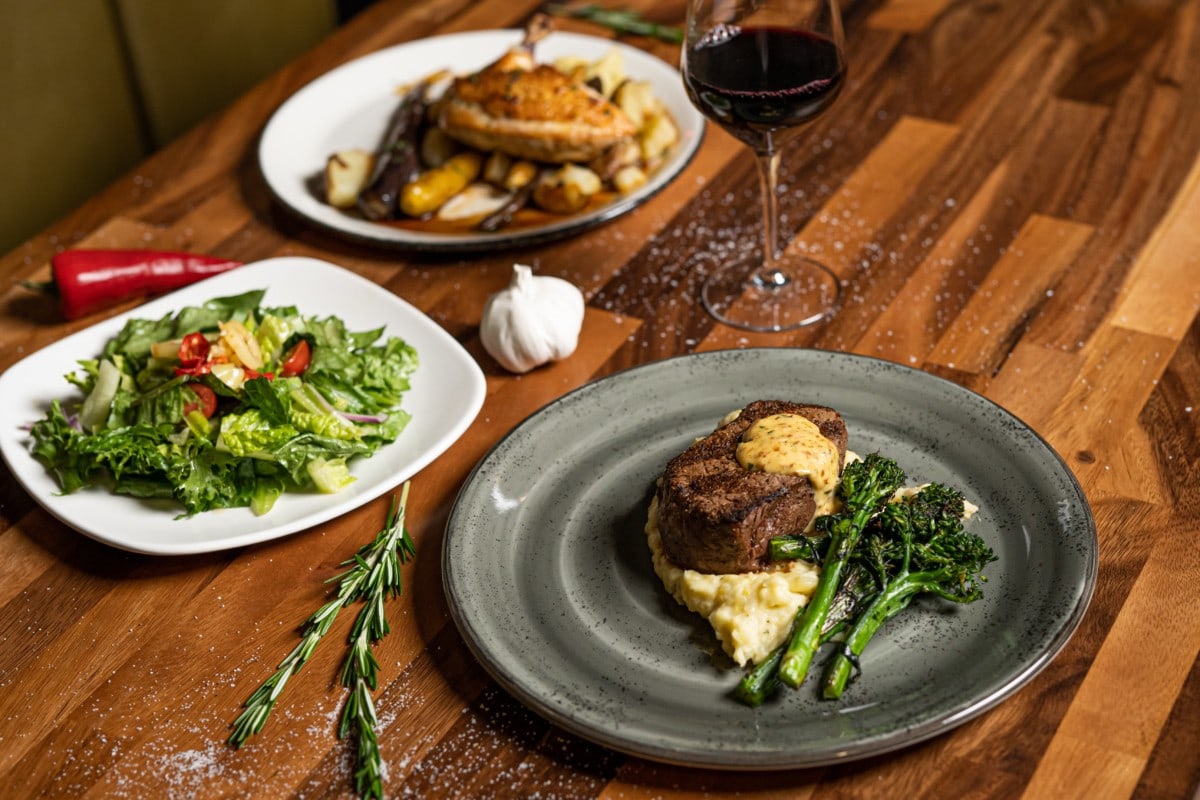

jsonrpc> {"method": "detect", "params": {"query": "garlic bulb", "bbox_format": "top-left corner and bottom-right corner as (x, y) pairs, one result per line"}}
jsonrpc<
(480, 264), (585, 373)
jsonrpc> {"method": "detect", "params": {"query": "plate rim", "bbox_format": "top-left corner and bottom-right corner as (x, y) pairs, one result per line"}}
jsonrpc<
(442, 348), (1098, 768)
(257, 28), (707, 252)
(0, 256), (485, 556)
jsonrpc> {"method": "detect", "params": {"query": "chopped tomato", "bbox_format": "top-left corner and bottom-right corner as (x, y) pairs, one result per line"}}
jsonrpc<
(280, 340), (312, 377)
(175, 362), (212, 377)
(183, 383), (218, 418)
(178, 332), (211, 367)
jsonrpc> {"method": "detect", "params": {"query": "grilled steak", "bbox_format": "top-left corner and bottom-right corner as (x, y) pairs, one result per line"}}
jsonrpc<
(655, 400), (848, 574)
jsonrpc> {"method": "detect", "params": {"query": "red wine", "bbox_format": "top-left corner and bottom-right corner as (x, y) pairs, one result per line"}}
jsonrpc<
(683, 26), (845, 151)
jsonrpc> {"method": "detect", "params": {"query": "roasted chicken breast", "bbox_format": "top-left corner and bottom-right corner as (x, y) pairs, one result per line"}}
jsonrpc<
(436, 18), (637, 163)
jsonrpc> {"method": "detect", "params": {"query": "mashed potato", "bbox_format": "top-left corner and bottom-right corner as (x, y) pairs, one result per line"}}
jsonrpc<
(645, 495), (819, 667)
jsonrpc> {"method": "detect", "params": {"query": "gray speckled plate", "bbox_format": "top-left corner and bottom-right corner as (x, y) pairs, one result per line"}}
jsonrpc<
(442, 349), (1097, 769)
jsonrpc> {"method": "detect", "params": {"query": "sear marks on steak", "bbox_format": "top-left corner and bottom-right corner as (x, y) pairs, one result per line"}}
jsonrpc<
(656, 400), (848, 574)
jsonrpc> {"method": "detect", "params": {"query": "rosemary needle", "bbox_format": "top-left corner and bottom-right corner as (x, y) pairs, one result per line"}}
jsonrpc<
(227, 482), (416, 800)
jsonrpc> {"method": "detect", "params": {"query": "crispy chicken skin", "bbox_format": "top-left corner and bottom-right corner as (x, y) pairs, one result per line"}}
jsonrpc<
(437, 17), (637, 162)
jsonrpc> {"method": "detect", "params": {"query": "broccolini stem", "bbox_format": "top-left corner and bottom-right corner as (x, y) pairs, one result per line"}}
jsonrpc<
(735, 564), (877, 706)
(821, 580), (915, 699)
(777, 455), (904, 688)
(777, 519), (861, 687)
(734, 645), (783, 707)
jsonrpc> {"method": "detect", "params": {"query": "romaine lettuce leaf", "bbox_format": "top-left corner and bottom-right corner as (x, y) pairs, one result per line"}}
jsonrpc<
(218, 409), (300, 457)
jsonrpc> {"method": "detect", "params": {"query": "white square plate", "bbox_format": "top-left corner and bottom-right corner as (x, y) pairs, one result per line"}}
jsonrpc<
(0, 256), (485, 555)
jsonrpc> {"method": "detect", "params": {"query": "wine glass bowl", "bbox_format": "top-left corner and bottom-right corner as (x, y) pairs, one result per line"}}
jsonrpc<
(682, 0), (847, 331)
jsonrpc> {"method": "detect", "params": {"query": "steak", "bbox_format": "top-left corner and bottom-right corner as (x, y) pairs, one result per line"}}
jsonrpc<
(655, 400), (848, 574)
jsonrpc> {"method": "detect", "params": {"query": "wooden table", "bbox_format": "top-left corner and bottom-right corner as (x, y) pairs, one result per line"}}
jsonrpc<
(2, 0), (1198, 797)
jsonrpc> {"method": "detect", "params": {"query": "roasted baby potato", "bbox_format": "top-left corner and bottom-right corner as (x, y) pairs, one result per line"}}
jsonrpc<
(613, 165), (648, 194)
(420, 127), (459, 168)
(614, 80), (660, 130)
(640, 113), (679, 164)
(323, 149), (375, 208)
(585, 48), (625, 98)
(532, 164), (603, 214)
(483, 151), (512, 186)
(400, 151), (483, 217)
(502, 160), (539, 192)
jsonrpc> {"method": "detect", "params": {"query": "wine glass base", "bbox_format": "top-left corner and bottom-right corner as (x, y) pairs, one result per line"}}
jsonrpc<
(701, 256), (841, 332)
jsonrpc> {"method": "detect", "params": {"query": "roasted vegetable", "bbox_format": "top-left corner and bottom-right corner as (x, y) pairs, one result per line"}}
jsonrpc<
(820, 484), (995, 699)
(478, 172), (542, 233)
(777, 454), (906, 688)
(583, 48), (625, 98)
(357, 82), (428, 220)
(613, 165), (648, 194)
(400, 152), (484, 217)
(419, 126), (459, 168)
(532, 164), (603, 214)
(639, 112), (679, 163)
(482, 151), (513, 186)
(324, 149), (375, 208)
(614, 79), (659, 129)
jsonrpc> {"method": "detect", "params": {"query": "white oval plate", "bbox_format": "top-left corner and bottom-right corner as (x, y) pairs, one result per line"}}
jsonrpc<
(258, 30), (705, 250)
(0, 257), (485, 555)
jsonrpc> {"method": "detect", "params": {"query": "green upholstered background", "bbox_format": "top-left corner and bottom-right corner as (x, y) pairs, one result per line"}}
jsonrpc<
(0, 0), (341, 254)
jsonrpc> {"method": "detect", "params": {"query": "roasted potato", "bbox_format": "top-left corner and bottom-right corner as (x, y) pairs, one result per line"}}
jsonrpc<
(552, 55), (590, 80)
(502, 160), (539, 191)
(400, 151), (483, 217)
(323, 149), (375, 208)
(585, 48), (626, 98)
(588, 139), (642, 181)
(640, 113), (679, 163)
(420, 127), (459, 168)
(614, 80), (660, 131)
(613, 165), (648, 194)
(483, 151), (512, 186)
(532, 164), (603, 214)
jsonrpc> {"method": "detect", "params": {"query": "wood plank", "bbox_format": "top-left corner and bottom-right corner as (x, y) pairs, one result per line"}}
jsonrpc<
(1023, 510), (1200, 798)
(1042, 325), (1177, 501)
(867, 0), (955, 33)
(1107, 151), (1200, 342)
(928, 214), (1094, 375)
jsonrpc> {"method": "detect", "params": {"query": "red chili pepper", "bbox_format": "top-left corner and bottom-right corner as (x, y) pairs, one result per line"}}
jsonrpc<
(34, 249), (243, 320)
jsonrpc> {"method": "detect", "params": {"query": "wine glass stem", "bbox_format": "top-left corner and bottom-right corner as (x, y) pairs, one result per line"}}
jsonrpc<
(755, 148), (787, 288)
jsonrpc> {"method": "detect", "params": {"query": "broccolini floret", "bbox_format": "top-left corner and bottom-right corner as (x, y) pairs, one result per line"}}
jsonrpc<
(820, 482), (996, 698)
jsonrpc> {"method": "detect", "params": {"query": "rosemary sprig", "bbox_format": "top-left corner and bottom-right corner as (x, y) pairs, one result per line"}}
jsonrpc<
(336, 485), (416, 798)
(227, 482), (416, 800)
(544, 3), (684, 43)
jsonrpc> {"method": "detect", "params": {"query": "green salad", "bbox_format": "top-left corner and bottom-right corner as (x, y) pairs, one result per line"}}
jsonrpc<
(30, 289), (418, 516)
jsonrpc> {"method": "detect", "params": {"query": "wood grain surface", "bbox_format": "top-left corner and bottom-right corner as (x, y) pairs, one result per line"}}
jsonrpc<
(1, 0), (1198, 797)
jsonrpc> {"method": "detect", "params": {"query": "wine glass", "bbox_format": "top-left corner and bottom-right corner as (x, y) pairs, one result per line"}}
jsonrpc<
(682, 0), (847, 331)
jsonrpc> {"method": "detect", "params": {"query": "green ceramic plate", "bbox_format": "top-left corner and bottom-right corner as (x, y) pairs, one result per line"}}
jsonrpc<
(442, 349), (1096, 768)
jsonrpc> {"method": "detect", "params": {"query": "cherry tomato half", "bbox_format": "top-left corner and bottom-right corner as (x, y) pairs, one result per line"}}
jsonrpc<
(280, 340), (311, 377)
(183, 383), (218, 418)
